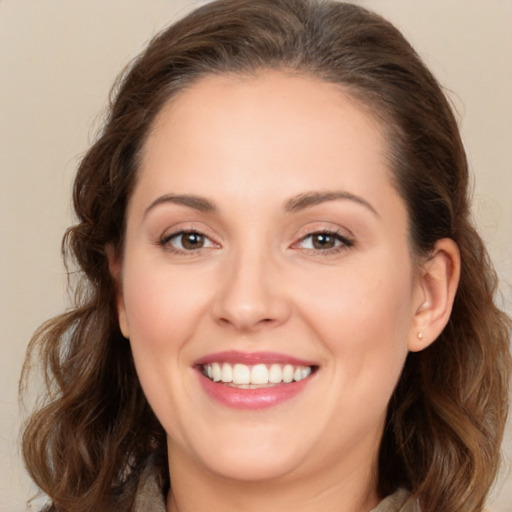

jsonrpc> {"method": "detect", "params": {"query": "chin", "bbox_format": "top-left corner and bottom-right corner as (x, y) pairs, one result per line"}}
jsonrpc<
(204, 451), (304, 482)
(176, 428), (311, 483)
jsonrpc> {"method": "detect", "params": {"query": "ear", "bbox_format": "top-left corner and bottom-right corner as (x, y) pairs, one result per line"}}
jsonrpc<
(408, 238), (461, 352)
(106, 244), (130, 339)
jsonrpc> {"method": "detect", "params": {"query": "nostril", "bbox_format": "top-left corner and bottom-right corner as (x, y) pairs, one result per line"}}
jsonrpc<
(211, 284), (291, 331)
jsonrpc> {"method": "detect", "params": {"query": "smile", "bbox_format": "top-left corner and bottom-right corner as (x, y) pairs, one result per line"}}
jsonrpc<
(202, 362), (314, 387)
(194, 352), (318, 409)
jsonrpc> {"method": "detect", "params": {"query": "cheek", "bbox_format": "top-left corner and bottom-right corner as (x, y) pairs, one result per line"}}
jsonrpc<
(295, 255), (413, 389)
(119, 258), (213, 436)
(302, 260), (412, 337)
(121, 257), (210, 350)
(119, 257), (213, 414)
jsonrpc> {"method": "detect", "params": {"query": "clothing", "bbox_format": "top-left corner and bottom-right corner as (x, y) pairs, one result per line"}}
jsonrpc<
(131, 459), (420, 511)
(369, 488), (420, 512)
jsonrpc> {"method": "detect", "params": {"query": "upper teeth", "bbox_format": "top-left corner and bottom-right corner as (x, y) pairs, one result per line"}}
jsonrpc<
(203, 363), (312, 386)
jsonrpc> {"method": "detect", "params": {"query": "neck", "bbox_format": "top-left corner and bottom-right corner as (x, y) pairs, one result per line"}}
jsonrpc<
(166, 442), (380, 512)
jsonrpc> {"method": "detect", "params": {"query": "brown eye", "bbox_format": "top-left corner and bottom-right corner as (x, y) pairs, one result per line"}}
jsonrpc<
(180, 232), (205, 250)
(164, 231), (215, 251)
(295, 231), (354, 252)
(311, 233), (337, 249)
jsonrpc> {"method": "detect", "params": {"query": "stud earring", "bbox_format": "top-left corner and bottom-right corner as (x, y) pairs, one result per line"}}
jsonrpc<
(417, 332), (424, 340)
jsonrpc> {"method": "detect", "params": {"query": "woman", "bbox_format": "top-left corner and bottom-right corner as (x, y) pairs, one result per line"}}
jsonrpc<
(20, 0), (511, 511)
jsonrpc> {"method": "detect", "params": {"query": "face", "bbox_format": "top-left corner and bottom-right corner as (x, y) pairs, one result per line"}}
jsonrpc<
(115, 71), (426, 485)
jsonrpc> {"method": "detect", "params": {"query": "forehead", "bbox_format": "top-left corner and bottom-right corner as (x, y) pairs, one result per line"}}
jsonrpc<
(135, 71), (400, 218)
(139, 70), (390, 193)
(127, 70), (409, 258)
(150, 71), (384, 141)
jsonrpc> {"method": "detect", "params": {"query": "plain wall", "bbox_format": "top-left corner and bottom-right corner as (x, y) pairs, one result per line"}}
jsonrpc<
(1, 1), (510, 510)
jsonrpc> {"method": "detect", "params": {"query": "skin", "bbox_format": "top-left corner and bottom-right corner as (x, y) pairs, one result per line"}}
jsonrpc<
(112, 71), (460, 512)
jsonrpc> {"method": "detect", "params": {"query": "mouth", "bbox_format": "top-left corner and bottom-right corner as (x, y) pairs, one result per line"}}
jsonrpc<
(199, 362), (317, 388)
(194, 352), (318, 409)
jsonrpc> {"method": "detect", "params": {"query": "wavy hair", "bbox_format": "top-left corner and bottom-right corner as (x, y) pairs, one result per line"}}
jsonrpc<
(21, 1), (511, 510)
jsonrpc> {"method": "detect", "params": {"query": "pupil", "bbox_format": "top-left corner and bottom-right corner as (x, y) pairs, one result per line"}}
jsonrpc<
(313, 234), (334, 249)
(183, 233), (204, 249)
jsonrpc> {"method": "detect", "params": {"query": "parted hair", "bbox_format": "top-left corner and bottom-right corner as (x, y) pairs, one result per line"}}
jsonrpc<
(21, 1), (511, 511)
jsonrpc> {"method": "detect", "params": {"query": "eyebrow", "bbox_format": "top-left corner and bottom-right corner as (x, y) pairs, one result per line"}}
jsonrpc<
(144, 194), (217, 217)
(144, 190), (378, 218)
(284, 191), (379, 216)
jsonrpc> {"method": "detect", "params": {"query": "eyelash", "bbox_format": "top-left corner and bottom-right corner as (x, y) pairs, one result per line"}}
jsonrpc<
(159, 228), (354, 255)
(159, 230), (217, 254)
(294, 229), (354, 254)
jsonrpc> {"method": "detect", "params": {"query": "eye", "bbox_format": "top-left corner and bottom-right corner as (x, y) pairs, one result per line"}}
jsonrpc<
(295, 231), (353, 252)
(162, 230), (216, 251)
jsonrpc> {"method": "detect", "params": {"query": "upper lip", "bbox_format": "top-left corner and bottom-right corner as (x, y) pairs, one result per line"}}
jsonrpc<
(194, 350), (317, 367)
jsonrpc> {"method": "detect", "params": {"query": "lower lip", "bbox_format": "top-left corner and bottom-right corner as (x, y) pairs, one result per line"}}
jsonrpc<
(197, 372), (312, 410)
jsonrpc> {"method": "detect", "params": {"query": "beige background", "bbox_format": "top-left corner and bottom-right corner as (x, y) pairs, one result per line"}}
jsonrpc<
(1, 1), (511, 510)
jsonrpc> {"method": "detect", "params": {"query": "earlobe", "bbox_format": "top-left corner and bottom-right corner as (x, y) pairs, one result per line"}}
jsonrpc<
(408, 238), (461, 352)
(117, 303), (130, 339)
(106, 244), (130, 339)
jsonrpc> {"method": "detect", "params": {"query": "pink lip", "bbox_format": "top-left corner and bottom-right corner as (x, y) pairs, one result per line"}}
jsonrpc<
(197, 373), (313, 409)
(194, 350), (316, 367)
(194, 351), (318, 410)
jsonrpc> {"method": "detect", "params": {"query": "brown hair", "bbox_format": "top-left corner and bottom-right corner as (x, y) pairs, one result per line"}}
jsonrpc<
(21, 1), (511, 511)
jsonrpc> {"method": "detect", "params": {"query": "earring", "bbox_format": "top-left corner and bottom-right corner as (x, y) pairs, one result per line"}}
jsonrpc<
(417, 332), (424, 340)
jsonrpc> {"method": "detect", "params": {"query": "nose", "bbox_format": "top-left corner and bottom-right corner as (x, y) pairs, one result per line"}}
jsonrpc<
(211, 249), (291, 333)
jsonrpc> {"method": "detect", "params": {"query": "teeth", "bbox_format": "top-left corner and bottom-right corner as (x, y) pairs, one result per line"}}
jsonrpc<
(221, 363), (233, 383)
(212, 362), (221, 382)
(269, 364), (282, 383)
(283, 364), (294, 383)
(233, 364), (250, 384)
(202, 362), (313, 386)
(251, 364), (268, 384)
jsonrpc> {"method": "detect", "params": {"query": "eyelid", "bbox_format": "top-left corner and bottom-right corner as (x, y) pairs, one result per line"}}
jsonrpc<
(291, 226), (355, 253)
(156, 220), (218, 244)
(158, 227), (221, 254)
